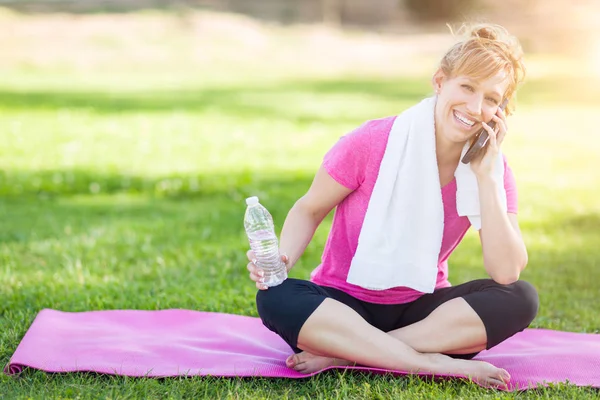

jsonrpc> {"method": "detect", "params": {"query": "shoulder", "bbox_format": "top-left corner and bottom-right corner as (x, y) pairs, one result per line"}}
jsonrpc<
(340, 115), (397, 146)
(323, 116), (397, 183)
(360, 115), (397, 138)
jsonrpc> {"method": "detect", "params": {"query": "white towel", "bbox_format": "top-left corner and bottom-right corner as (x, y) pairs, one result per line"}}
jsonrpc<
(346, 96), (506, 293)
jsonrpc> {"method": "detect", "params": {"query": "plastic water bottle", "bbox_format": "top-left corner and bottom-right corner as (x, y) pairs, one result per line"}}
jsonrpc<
(244, 196), (287, 287)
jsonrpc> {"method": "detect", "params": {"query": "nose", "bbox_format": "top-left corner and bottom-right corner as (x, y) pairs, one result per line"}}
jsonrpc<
(466, 95), (483, 118)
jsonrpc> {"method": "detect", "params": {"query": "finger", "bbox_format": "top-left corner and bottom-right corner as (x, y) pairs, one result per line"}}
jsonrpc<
(478, 122), (499, 158)
(255, 281), (268, 290)
(491, 115), (507, 145)
(481, 122), (497, 146)
(496, 107), (508, 139)
(246, 261), (265, 278)
(281, 254), (292, 272)
(246, 250), (255, 261)
(481, 120), (495, 134)
(492, 116), (506, 146)
(496, 106), (507, 122)
(246, 261), (256, 273)
(473, 121), (494, 147)
(491, 115), (506, 131)
(249, 270), (265, 282)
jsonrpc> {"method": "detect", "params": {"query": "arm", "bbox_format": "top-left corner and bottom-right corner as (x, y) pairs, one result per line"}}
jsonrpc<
(248, 120), (372, 288)
(477, 175), (528, 284)
(278, 166), (353, 270)
(247, 165), (353, 289)
(471, 108), (528, 285)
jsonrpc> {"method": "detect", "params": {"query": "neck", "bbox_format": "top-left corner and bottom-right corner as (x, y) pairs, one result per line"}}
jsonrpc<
(435, 127), (465, 169)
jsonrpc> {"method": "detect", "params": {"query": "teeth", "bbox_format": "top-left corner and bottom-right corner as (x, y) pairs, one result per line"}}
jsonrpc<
(454, 111), (475, 127)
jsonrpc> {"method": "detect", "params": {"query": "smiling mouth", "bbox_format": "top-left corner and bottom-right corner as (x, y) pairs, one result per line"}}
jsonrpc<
(453, 110), (477, 129)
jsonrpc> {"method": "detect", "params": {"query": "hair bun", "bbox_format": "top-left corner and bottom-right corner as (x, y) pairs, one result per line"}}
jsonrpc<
(471, 25), (499, 40)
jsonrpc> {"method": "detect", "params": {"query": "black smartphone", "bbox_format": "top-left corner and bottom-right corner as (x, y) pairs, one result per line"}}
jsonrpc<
(460, 98), (509, 164)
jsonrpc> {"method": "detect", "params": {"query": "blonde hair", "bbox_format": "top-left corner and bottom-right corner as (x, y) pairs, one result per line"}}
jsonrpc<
(439, 23), (526, 115)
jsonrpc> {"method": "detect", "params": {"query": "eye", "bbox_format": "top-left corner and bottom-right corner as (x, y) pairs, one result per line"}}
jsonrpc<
(486, 97), (499, 105)
(461, 84), (474, 92)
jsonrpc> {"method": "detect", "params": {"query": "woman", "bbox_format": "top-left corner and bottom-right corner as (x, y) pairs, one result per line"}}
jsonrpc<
(246, 23), (539, 388)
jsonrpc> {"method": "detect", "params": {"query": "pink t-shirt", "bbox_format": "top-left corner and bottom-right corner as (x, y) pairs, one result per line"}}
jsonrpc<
(309, 116), (518, 305)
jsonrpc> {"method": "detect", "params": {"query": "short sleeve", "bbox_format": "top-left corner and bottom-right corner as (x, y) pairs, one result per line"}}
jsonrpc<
(503, 156), (518, 214)
(322, 122), (372, 190)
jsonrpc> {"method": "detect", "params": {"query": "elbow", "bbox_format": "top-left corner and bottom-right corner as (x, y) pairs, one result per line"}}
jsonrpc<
(490, 258), (527, 285)
(522, 250), (529, 270)
(487, 243), (528, 285)
(294, 195), (329, 223)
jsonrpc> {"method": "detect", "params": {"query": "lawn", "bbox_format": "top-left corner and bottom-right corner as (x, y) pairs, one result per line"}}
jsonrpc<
(1, 9), (599, 399)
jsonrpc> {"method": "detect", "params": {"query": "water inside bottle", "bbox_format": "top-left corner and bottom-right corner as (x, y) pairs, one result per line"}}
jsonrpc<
(248, 228), (287, 286)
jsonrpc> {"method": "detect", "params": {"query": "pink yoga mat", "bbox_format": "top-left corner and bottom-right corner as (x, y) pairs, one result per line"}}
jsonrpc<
(5, 309), (600, 391)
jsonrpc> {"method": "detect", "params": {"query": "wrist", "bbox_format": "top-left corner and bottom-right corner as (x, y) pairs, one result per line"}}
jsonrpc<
(476, 173), (501, 187)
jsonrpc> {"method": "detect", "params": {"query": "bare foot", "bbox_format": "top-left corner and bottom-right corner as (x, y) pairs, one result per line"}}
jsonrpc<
(285, 351), (510, 388)
(467, 360), (511, 389)
(285, 351), (353, 373)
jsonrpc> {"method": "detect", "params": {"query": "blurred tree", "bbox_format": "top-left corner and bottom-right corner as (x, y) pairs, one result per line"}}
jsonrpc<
(403, 0), (480, 21)
(322, 0), (343, 26)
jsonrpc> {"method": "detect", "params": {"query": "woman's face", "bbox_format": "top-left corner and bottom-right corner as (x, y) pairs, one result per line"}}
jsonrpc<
(433, 69), (509, 144)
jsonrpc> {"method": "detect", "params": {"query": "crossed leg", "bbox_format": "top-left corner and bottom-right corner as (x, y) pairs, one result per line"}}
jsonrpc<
(287, 298), (508, 387)
(288, 297), (486, 372)
(257, 279), (538, 388)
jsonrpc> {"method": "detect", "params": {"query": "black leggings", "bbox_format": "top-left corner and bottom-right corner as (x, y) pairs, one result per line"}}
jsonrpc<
(256, 278), (539, 359)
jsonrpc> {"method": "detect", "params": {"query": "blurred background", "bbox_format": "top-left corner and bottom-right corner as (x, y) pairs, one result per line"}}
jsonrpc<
(1, 0), (599, 331)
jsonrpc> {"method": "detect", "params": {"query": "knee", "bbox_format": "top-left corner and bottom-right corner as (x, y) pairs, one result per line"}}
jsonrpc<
(256, 283), (285, 322)
(255, 279), (323, 352)
(473, 279), (539, 349)
(508, 280), (539, 326)
(255, 279), (297, 329)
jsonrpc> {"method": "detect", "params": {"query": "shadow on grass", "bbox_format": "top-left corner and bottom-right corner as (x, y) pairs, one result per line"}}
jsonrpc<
(0, 168), (314, 202)
(0, 169), (307, 262)
(0, 76), (598, 119)
(0, 78), (429, 122)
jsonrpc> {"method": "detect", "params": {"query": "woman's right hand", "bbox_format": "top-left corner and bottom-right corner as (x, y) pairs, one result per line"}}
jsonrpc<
(246, 250), (289, 290)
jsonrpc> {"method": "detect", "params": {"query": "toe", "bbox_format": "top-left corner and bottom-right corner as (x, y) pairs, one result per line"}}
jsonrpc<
(295, 364), (309, 374)
(286, 355), (297, 368)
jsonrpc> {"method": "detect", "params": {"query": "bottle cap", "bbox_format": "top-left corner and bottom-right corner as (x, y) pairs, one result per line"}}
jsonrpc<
(245, 196), (259, 206)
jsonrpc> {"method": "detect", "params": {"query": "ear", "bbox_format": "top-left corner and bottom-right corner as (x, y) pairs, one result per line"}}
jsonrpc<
(432, 69), (447, 94)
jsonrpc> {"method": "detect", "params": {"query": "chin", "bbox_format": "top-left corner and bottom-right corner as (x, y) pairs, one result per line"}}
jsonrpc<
(448, 126), (475, 144)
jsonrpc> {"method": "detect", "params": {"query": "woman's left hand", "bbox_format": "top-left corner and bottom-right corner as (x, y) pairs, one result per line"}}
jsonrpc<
(469, 107), (508, 178)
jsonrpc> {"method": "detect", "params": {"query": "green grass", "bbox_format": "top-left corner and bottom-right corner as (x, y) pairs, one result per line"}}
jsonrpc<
(1, 10), (600, 399)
